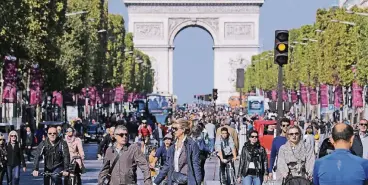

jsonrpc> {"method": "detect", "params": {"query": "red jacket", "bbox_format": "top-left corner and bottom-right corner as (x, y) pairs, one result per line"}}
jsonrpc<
(138, 125), (152, 137)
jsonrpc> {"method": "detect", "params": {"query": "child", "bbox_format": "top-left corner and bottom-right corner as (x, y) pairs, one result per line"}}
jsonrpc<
(149, 147), (157, 179)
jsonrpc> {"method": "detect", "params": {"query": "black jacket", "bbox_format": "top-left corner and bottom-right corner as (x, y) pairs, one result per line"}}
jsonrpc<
(319, 134), (363, 158)
(97, 134), (113, 155)
(237, 142), (268, 178)
(6, 142), (26, 168)
(33, 139), (70, 171)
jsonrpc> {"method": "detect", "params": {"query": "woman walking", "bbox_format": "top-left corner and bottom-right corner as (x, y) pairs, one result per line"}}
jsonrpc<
(237, 130), (268, 185)
(153, 118), (202, 185)
(65, 127), (85, 185)
(6, 131), (26, 185)
(276, 125), (314, 182)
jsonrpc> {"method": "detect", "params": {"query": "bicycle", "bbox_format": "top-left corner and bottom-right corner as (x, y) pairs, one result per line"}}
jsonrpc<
(39, 171), (64, 185)
(67, 156), (83, 185)
(217, 156), (236, 185)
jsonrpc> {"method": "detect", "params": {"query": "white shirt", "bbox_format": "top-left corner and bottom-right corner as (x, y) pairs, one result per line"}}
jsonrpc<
(174, 136), (187, 172)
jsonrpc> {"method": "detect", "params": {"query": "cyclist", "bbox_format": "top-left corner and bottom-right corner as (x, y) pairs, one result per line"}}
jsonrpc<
(64, 127), (85, 185)
(216, 127), (237, 185)
(33, 127), (70, 185)
(138, 120), (153, 143)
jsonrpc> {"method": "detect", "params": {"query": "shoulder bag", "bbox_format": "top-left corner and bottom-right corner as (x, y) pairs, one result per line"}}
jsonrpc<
(101, 150), (123, 185)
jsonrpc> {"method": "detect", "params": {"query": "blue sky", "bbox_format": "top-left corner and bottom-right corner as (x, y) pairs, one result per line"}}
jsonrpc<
(109, 0), (335, 104)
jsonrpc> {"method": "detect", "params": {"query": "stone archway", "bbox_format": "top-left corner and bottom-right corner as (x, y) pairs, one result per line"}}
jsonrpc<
(125, 0), (263, 104)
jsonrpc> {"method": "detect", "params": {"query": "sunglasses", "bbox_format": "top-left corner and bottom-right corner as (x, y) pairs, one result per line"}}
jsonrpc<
(10, 135), (16, 138)
(288, 132), (300, 136)
(282, 124), (290, 127)
(250, 135), (258, 138)
(172, 127), (180, 132)
(360, 124), (368, 126)
(48, 133), (57, 136)
(115, 133), (128, 137)
(0, 139), (5, 141)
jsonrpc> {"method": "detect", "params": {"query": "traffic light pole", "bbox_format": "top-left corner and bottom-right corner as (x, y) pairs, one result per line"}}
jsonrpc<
(276, 64), (284, 136)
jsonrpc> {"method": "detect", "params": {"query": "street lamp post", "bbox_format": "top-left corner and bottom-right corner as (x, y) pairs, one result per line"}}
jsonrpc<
(85, 88), (89, 121)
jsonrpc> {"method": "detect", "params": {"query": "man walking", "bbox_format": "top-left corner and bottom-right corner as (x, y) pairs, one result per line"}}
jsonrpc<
(205, 121), (216, 153)
(313, 123), (368, 185)
(98, 125), (152, 185)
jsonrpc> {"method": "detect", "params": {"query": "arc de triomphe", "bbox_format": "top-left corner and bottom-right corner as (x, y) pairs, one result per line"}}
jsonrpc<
(124, 0), (263, 104)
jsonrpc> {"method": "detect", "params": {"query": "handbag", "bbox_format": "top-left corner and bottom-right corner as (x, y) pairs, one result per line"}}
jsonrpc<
(101, 150), (123, 185)
(171, 171), (188, 184)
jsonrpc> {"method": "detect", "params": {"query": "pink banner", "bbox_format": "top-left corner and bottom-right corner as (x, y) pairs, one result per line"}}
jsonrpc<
(309, 88), (317, 105)
(52, 91), (63, 107)
(353, 82), (363, 107)
(114, 86), (124, 102)
(320, 84), (329, 108)
(300, 84), (308, 104)
(30, 88), (42, 105)
(2, 58), (17, 103)
(291, 90), (297, 103)
(3, 85), (16, 103)
(334, 86), (343, 108)
(271, 90), (277, 101)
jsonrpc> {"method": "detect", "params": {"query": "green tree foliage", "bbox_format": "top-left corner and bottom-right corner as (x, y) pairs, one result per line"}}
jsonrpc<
(123, 33), (135, 92)
(107, 14), (125, 87)
(244, 6), (368, 92)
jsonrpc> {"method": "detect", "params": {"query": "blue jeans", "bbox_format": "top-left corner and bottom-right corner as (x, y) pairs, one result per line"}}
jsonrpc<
(7, 165), (20, 185)
(209, 138), (215, 153)
(242, 175), (261, 185)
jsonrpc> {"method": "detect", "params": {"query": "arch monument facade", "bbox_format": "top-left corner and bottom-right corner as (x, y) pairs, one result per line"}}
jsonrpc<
(124, 0), (264, 104)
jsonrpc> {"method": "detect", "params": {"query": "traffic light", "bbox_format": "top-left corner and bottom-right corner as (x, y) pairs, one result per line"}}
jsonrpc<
(212, 88), (218, 100)
(274, 30), (289, 66)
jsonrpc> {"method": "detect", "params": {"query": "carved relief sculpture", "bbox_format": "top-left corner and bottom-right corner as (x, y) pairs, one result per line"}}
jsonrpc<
(224, 22), (254, 40)
(198, 18), (219, 34)
(168, 18), (191, 34)
(228, 56), (249, 85)
(134, 22), (164, 39)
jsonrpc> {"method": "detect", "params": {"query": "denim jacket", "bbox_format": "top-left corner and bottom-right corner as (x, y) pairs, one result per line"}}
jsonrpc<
(154, 137), (202, 185)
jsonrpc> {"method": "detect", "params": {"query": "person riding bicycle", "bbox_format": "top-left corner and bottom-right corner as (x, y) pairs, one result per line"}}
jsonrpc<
(138, 120), (153, 143)
(65, 127), (85, 185)
(216, 127), (237, 185)
(33, 127), (70, 185)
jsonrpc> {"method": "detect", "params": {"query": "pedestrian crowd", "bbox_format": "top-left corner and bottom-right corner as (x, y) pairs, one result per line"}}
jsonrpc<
(1, 105), (368, 185)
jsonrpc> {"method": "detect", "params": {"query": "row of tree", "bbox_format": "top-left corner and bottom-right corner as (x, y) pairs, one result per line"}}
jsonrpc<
(243, 7), (368, 92)
(0, 0), (154, 94)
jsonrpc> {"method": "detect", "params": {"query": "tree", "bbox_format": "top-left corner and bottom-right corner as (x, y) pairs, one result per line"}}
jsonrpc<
(106, 14), (126, 87)
(123, 32), (134, 92)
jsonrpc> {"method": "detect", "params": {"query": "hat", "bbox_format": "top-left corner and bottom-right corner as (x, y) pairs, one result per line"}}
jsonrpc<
(66, 128), (74, 132)
(164, 133), (173, 140)
(142, 120), (147, 123)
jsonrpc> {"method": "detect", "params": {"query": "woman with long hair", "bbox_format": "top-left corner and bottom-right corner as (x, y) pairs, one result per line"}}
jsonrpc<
(6, 131), (26, 185)
(154, 118), (202, 185)
(237, 130), (268, 185)
(65, 127), (85, 185)
(276, 125), (314, 181)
